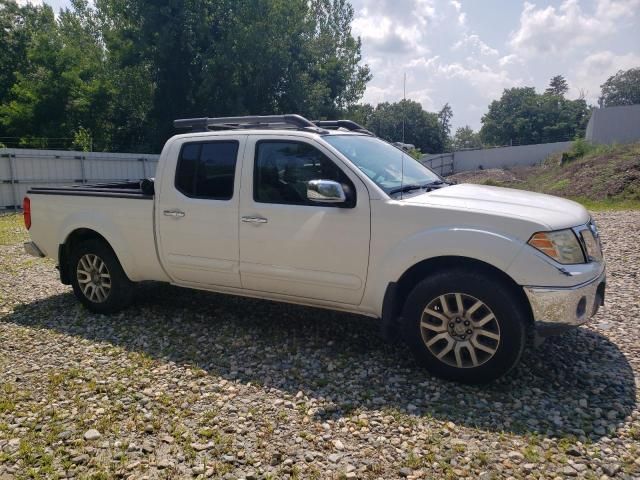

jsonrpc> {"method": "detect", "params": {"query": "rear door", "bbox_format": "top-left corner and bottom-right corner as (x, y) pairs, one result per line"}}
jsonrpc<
(155, 135), (245, 287)
(238, 135), (371, 305)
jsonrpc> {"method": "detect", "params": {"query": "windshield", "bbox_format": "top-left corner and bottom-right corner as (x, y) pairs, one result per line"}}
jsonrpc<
(323, 135), (442, 196)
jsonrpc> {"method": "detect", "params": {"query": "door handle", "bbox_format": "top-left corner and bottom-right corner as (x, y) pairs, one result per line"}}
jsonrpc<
(241, 216), (268, 224)
(163, 209), (185, 218)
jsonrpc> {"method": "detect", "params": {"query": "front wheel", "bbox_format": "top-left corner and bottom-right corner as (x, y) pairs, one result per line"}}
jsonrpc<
(69, 239), (134, 314)
(401, 269), (527, 384)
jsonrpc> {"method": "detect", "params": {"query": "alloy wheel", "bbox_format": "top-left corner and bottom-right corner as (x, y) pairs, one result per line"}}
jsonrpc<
(420, 293), (501, 368)
(76, 253), (111, 303)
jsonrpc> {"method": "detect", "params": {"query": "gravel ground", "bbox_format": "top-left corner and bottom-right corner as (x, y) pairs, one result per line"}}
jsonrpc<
(1, 211), (639, 480)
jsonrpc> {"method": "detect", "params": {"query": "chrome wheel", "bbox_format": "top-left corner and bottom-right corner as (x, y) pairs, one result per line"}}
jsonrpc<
(420, 293), (501, 368)
(76, 254), (111, 303)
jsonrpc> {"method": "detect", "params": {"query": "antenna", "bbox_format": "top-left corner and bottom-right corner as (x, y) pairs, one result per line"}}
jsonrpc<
(400, 72), (406, 199)
(402, 72), (406, 143)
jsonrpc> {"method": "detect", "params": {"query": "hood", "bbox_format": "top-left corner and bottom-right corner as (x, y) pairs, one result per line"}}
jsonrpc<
(403, 183), (590, 231)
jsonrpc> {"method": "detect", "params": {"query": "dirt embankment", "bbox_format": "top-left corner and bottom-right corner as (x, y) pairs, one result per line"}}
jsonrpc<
(449, 143), (640, 203)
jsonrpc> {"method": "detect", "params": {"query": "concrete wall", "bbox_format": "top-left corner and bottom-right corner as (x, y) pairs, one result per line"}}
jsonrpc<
(586, 104), (640, 145)
(421, 141), (572, 175)
(0, 148), (159, 209)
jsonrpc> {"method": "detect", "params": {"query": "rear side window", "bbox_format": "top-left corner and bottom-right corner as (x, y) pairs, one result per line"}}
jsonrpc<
(175, 141), (239, 199)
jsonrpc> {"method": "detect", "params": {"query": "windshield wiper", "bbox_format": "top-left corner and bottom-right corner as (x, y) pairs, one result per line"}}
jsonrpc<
(388, 180), (449, 196)
(388, 184), (424, 195)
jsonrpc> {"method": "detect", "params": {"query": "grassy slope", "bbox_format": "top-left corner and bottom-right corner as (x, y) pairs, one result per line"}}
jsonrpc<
(451, 142), (640, 210)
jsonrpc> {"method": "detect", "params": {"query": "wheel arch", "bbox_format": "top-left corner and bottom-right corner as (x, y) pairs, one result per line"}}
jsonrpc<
(59, 228), (126, 285)
(380, 255), (533, 340)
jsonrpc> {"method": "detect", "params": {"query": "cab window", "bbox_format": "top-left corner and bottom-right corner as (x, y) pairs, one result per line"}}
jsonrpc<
(254, 141), (354, 206)
(175, 141), (239, 199)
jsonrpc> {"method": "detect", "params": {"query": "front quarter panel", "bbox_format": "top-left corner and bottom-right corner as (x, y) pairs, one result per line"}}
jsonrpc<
(361, 200), (603, 317)
(363, 217), (528, 316)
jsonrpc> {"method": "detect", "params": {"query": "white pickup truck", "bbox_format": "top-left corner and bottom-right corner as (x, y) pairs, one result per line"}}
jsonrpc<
(23, 115), (606, 383)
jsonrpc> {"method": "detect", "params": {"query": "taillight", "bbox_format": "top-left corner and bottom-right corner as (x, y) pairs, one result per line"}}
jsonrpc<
(23, 197), (31, 230)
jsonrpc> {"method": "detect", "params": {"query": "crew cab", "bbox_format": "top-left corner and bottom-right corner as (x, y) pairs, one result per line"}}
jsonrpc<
(23, 115), (606, 383)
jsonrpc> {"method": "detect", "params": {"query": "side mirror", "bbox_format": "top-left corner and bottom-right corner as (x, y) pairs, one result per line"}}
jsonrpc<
(307, 179), (346, 204)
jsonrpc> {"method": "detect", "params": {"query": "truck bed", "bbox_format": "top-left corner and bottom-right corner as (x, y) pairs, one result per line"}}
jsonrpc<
(26, 178), (166, 283)
(28, 180), (153, 199)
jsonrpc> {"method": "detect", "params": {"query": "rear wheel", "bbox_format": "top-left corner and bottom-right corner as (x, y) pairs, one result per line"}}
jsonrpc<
(69, 239), (134, 313)
(401, 269), (527, 384)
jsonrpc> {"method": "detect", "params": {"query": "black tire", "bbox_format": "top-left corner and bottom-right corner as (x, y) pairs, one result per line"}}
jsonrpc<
(69, 239), (134, 314)
(401, 268), (527, 384)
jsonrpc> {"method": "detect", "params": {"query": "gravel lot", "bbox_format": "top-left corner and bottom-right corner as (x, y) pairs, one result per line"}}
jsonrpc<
(1, 211), (639, 480)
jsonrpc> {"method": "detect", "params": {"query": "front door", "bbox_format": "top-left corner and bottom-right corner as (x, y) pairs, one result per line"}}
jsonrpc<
(156, 136), (245, 287)
(239, 136), (371, 305)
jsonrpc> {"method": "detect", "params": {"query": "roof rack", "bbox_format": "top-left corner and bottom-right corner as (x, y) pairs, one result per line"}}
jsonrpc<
(173, 114), (322, 132)
(312, 120), (375, 136)
(172, 114), (376, 136)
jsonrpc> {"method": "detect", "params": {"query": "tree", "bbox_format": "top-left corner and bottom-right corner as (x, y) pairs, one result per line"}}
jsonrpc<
(451, 126), (482, 150)
(598, 68), (640, 107)
(480, 86), (590, 146)
(347, 100), (447, 153)
(0, 0), (126, 149)
(0, 0), (47, 102)
(0, 0), (371, 152)
(437, 103), (453, 151)
(96, 0), (370, 148)
(344, 103), (375, 127)
(545, 75), (569, 96)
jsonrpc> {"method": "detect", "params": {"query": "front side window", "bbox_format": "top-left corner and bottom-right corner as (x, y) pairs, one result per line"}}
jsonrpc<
(254, 141), (354, 206)
(175, 141), (239, 199)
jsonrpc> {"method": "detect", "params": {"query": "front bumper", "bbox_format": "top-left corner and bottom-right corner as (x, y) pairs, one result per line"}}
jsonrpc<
(24, 241), (45, 258)
(524, 269), (606, 337)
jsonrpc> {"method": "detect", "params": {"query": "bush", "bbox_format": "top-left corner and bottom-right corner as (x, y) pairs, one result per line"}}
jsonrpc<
(561, 138), (615, 165)
(570, 138), (594, 158)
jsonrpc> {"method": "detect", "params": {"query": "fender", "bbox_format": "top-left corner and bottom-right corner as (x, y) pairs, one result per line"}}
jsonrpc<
(57, 211), (141, 282)
(363, 226), (527, 317)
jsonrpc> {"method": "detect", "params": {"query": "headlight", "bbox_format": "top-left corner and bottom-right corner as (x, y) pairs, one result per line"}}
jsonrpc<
(528, 229), (585, 264)
(580, 224), (603, 262)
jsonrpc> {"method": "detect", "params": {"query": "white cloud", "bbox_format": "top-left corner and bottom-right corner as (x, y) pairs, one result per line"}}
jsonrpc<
(453, 34), (499, 57)
(450, 0), (466, 25)
(351, 1), (434, 56)
(510, 0), (640, 57)
(571, 50), (640, 101)
(435, 62), (523, 100)
(498, 54), (520, 67)
(351, 0), (638, 129)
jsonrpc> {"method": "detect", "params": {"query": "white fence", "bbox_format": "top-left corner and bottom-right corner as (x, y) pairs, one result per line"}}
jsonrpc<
(1, 148), (159, 209)
(586, 104), (640, 145)
(421, 141), (573, 176)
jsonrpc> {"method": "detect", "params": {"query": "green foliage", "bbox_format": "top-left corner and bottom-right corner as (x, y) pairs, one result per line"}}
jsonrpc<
(480, 86), (590, 147)
(437, 103), (453, 151)
(599, 67), (640, 107)
(72, 126), (92, 152)
(567, 138), (594, 159)
(545, 75), (569, 96)
(560, 138), (616, 164)
(464, 142), (640, 210)
(0, 0), (370, 152)
(346, 100), (448, 153)
(451, 125), (482, 150)
(407, 147), (423, 160)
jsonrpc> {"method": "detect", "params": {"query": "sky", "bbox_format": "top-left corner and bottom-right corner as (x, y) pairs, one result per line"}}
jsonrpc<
(20, 0), (640, 130)
(349, 0), (640, 129)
